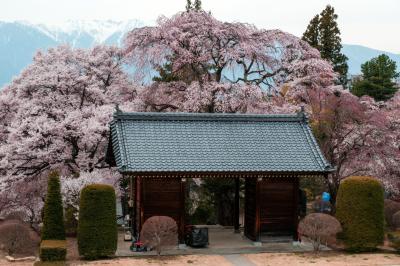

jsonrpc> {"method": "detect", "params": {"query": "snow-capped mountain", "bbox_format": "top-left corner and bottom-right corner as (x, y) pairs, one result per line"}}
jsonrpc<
(0, 20), (143, 87)
(30, 20), (143, 46)
(13, 19), (143, 48)
(0, 20), (399, 88)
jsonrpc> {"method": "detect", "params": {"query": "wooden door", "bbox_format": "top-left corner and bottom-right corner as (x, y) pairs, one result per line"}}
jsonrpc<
(140, 178), (185, 242)
(259, 178), (298, 235)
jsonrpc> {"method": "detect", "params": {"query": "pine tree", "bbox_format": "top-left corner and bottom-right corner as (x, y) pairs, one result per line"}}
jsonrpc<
(302, 15), (320, 48)
(186, 0), (201, 11)
(319, 5), (348, 87)
(186, 0), (192, 11)
(351, 54), (399, 101)
(194, 0), (202, 10)
(302, 5), (348, 88)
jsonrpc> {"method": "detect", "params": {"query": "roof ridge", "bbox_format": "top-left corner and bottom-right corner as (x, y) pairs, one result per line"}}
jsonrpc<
(114, 111), (306, 122)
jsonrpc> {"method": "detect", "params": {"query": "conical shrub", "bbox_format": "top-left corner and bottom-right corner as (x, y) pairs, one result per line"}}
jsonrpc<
(41, 171), (65, 240)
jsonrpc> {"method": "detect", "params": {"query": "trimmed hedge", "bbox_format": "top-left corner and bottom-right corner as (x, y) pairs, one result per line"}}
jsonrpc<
(336, 176), (384, 252)
(78, 184), (117, 260)
(41, 171), (65, 241)
(39, 240), (67, 261)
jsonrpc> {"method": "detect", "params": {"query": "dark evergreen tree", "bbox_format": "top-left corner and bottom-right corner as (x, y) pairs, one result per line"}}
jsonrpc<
(319, 5), (348, 87)
(302, 5), (348, 87)
(351, 54), (399, 101)
(41, 171), (65, 241)
(194, 0), (202, 10)
(186, 0), (192, 11)
(186, 0), (202, 11)
(302, 15), (320, 48)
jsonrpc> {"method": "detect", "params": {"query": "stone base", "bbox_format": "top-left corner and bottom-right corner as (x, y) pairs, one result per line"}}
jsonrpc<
(292, 241), (302, 246)
(5, 256), (36, 262)
(178, 244), (188, 250)
(252, 241), (262, 247)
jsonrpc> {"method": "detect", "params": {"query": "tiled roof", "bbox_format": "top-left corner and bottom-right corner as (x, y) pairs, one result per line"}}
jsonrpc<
(106, 111), (333, 173)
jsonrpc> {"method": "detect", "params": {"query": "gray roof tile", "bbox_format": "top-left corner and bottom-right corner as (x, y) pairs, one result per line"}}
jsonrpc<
(107, 112), (333, 173)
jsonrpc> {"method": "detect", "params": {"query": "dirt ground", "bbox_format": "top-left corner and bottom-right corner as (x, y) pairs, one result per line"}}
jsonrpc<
(1, 237), (399, 265)
(68, 253), (400, 266)
(245, 252), (400, 266)
(1, 252), (400, 266)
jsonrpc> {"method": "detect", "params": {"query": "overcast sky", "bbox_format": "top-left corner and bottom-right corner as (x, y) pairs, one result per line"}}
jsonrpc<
(1, 0), (399, 53)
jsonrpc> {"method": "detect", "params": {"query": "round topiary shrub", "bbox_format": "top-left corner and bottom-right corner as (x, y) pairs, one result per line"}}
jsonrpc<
(384, 199), (400, 229)
(392, 211), (400, 230)
(0, 220), (39, 256)
(336, 176), (384, 252)
(140, 216), (178, 255)
(78, 184), (117, 259)
(41, 171), (65, 240)
(298, 213), (342, 251)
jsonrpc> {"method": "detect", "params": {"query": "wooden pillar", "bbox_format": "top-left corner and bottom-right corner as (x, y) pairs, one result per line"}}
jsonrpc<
(132, 175), (137, 238)
(179, 178), (186, 244)
(293, 176), (300, 241)
(255, 177), (262, 241)
(136, 176), (143, 237)
(234, 177), (240, 233)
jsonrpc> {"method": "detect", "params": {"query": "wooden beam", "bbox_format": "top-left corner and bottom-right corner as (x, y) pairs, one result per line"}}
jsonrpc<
(234, 177), (240, 233)
(121, 171), (329, 179)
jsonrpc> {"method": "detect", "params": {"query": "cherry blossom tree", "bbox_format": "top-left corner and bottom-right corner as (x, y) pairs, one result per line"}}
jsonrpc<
(135, 81), (299, 114)
(309, 88), (400, 201)
(61, 169), (121, 213)
(124, 10), (336, 113)
(0, 177), (46, 232)
(374, 92), (400, 196)
(0, 45), (136, 187)
(0, 45), (137, 228)
(344, 96), (399, 198)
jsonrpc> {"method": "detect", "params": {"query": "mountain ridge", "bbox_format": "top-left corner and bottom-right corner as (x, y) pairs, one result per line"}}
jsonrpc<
(1, 20), (399, 88)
